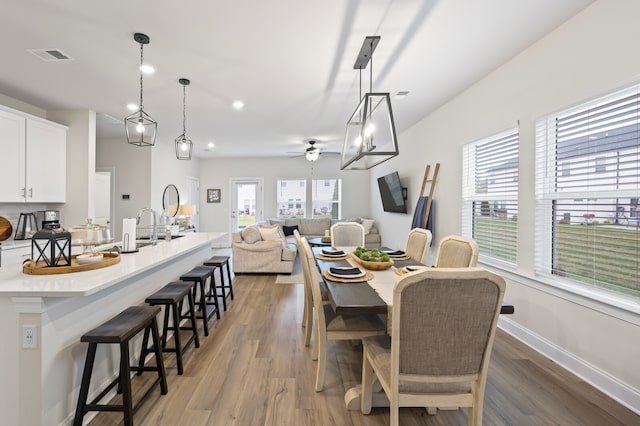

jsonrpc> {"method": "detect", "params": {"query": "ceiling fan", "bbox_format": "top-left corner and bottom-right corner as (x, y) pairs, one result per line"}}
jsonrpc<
(288, 140), (340, 162)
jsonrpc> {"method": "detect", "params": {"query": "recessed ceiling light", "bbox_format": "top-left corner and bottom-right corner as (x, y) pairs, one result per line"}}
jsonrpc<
(232, 100), (244, 110)
(395, 91), (410, 100)
(207, 142), (214, 148)
(126, 103), (138, 111)
(140, 64), (155, 74)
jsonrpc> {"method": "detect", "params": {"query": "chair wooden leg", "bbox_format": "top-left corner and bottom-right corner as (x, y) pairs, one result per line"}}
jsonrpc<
(314, 329), (327, 392)
(303, 290), (313, 346)
(390, 399), (399, 426)
(361, 350), (374, 414)
(311, 318), (319, 361)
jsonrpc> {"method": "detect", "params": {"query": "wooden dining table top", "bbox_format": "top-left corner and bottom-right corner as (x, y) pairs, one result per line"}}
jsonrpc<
(312, 246), (515, 316)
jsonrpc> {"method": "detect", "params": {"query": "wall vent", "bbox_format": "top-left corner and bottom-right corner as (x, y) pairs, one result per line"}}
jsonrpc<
(28, 49), (73, 62)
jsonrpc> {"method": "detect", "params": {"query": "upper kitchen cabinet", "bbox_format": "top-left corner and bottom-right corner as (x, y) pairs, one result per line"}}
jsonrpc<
(0, 106), (67, 203)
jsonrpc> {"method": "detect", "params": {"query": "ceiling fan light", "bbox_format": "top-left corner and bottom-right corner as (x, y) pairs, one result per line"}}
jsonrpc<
(306, 149), (320, 162)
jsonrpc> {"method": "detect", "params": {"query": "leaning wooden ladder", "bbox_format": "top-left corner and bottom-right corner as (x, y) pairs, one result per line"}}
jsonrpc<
(419, 163), (439, 228)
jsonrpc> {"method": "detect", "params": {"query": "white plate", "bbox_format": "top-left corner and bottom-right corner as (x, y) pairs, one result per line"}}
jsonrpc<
(403, 265), (430, 273)
(76, 254), (104, 265)
(328, 267), (365, 278)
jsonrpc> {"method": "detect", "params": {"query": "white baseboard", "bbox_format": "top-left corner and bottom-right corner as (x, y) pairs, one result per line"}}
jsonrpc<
(499, 317), (640, 415)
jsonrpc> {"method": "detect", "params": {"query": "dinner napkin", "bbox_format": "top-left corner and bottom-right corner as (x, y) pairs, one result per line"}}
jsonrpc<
(384, 250), (405, 256)
(323, 249), (345, 256)
(329, 267), (361, 276)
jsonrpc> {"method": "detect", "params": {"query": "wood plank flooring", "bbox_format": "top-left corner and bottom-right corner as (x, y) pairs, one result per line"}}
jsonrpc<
(88, 258), (639, 426)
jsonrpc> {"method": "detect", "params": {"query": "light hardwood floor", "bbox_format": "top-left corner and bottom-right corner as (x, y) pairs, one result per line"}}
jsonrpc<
(88, 256), (639, 426)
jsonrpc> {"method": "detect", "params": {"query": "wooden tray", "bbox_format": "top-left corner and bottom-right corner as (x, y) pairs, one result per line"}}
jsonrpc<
(23, 252), (121, 275)
(350, 253), (393, 270)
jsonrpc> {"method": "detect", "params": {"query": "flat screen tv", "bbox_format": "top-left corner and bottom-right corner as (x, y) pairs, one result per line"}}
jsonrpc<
(377, 171), (407, 213)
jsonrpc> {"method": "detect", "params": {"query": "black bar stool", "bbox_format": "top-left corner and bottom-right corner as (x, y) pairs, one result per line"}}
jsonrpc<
(180, 266), (219, 336)
(203, 255), (234, 311)
(140, 281), (200, 375)
(73, 306), (167, 426)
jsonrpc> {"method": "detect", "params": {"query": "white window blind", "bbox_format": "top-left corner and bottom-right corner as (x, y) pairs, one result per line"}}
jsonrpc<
(462, 129), (519, 264)
(535, 85), (640, 297)
(276, 179), (306, 218)
(312, 179), (342, 219)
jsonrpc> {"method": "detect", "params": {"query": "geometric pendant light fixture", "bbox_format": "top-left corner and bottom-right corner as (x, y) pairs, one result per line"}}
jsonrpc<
(125, 33), (157, 147)
(341, 35), (399, 170)
(175, 78), (193, 160)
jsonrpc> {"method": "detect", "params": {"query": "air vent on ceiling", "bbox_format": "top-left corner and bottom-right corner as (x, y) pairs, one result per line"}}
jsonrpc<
(28, 49), (73, 62)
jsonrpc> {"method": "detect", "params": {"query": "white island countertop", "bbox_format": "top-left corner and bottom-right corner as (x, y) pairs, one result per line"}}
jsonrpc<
(0, 232), (225, 297)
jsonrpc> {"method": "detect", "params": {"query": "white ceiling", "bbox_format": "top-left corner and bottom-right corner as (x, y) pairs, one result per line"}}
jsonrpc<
(0, 0), (594, 159)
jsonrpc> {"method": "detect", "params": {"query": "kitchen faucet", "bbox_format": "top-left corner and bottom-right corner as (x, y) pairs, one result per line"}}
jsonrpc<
(137, 207), (158, 245)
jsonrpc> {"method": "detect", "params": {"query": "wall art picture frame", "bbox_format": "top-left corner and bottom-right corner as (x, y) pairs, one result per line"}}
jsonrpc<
(207, 188), (221, 203)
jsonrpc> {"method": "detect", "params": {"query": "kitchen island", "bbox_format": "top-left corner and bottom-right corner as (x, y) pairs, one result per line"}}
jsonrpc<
(0, 232), (225, 425)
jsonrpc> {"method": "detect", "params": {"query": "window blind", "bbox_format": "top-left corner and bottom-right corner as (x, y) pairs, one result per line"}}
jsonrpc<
(462, 129), (519, 264)
(535, 85), (640, 297)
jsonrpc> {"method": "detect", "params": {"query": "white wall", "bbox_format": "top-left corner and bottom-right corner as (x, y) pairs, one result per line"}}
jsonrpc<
(47, 109), (96, 228)
(372, 0), (640, 411)
(96, 137), (151, 239)
(198, 155), (371, 241)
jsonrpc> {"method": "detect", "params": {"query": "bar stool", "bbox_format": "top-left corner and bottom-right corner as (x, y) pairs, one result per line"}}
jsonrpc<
(180, 266), (219, 336)
(73, 306), (167, 426)
(203, 255), (234, 311)
(140, 281), (200, 375)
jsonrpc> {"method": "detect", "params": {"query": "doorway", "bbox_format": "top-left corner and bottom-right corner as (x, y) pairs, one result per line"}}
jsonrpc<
(230, 178), (263, 236)
(185, 176), (200, 230)
(94, 167), (115, 233)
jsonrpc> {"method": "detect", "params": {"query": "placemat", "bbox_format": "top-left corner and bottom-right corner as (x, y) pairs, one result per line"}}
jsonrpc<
(315, 254), (349, 261)
(322, 269), (374, 283)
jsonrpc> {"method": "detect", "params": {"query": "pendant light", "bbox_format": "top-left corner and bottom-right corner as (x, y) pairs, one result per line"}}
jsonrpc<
(125, 33), (157, 147)
(341, 36), (399, 170)
(175, 78), (193, 160)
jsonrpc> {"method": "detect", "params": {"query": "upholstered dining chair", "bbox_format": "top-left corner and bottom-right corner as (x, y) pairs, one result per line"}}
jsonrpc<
(404, 228), (432, 263)
(330, 222), (365, 247)
(433, 235), (479, 267)
(299, 238), (386, 392)
(294, 230), (328, 347)
(360, 268), (506, 426)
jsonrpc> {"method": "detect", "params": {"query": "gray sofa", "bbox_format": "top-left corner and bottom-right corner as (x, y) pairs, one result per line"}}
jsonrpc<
(231, 217), (381, 274)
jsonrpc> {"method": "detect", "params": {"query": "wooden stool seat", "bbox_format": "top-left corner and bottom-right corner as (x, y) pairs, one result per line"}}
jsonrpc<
(203, 255), (234, 311)
(180, 266), (219, 336)
(74, 306), (167, 426)
(142, 281), (200, 375)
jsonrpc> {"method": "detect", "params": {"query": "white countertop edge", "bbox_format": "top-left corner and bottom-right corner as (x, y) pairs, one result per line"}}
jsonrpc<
(0, 232), (225, 298)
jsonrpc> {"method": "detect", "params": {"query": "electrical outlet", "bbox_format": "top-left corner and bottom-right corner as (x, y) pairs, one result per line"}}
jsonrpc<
(22, 325), (37, 349)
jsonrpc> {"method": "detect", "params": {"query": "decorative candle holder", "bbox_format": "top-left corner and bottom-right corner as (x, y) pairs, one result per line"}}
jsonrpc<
(31, 228), (72, 267)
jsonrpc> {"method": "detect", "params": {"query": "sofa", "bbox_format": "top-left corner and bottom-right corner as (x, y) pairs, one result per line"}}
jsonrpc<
(231, 217), (381, 274)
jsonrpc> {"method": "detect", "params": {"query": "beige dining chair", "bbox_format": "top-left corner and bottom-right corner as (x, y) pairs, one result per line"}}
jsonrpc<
(330, 222), (365, 247)
(299, 238), (386, 391)
(433, 235), (479, 267)
(294, 230), (328, 347)
(360, 267), (505, 426)
(404, 228), (432, 263)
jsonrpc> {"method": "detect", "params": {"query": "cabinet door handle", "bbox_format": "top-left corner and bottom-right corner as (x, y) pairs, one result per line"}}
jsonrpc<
(21, 187), (26, 199)
(28, 188), (33, 198)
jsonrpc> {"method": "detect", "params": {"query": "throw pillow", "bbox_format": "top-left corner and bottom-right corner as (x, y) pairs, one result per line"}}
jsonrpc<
(258, 225), (282, 241)
(283, 225), (299, 236)
(361, 219), (375, 235)
(241, 226), (262, 244)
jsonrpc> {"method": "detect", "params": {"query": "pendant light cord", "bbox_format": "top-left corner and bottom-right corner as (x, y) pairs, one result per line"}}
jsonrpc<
(182, 83), (187, 135)
(139, 43), (144, 111)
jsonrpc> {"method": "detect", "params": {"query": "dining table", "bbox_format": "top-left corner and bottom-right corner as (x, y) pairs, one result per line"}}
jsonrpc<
(311, 246), (515, 410)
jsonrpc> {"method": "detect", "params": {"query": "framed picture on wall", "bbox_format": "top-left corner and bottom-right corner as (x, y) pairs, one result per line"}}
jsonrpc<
(207, 188), (221, 203)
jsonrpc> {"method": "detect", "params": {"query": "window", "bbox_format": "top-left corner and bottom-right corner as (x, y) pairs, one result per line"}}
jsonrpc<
(277, 179), (306, 217)
(462, 129), (519, 264)
(312, 179), (341, 219)
(535, 85), (640, 297)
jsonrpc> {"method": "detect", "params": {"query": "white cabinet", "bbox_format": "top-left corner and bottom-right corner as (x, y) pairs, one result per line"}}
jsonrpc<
(0, 107), (67, 203)
(26, 118), (67, 202)
(0, 109), (26, 202)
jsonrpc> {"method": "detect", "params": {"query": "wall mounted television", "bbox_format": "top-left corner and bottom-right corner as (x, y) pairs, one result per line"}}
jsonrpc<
(377, 171), (407, 213)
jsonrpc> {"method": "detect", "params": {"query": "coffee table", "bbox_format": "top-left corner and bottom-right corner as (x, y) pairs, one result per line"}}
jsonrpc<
(307, 237), (331, 247)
